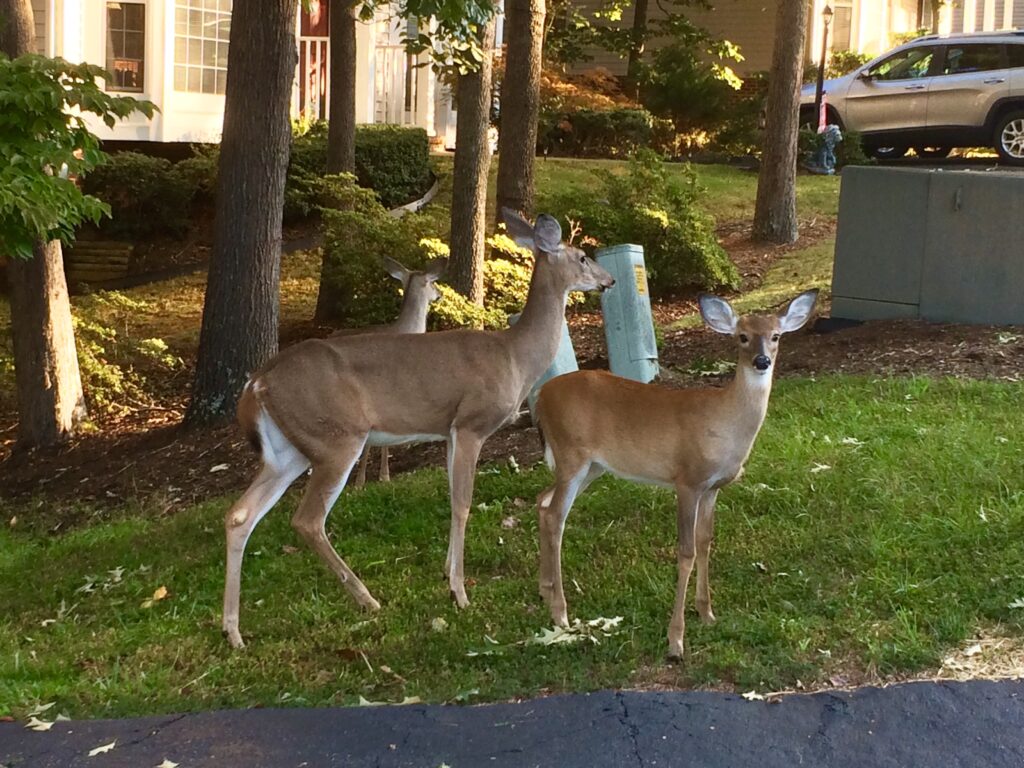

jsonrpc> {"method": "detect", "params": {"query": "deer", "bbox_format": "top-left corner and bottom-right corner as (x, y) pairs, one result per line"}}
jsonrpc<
(222, 209), (615, 648)
(331, 256), (448, 489)
(533, 290), (818, 659)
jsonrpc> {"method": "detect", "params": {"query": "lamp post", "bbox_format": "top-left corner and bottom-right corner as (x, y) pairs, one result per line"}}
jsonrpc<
(814, 4), (834, 129)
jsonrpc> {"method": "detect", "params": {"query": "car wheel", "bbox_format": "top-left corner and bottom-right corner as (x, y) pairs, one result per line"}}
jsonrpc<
(870, 145), (909, 160)
(914, 146), (952, 159)
(994, 110), (1024, 166)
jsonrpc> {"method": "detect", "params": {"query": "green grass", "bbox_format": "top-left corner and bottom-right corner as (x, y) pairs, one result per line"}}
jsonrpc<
(3, 376), (1023, 718)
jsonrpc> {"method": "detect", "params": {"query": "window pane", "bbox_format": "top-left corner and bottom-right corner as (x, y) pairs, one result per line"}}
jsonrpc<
(187, 66), (200, 91)
(944, 44), (1005, 75)
(871, 47), (934, 80)
(175, 36), (186, 62)
(215, 69), (227, 93)
(202, 68), (216, 93)
(202, 39), (216, 66)
(218, 0), (231, 12)
(107, 3), (124, 29)
(125, 31), (144, 59)
(188, 37), (201, 64)
(174, 64), (187, 90)
(188, 9), (202, 36)
(1009, 45), (1024, 68)
(216, 41), (229, 68)
(124, 3), (144, 30)
(175, 7), (187, 34)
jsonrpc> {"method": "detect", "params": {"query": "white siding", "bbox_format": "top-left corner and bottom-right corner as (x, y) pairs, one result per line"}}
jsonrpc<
(31, 0), (46, 53)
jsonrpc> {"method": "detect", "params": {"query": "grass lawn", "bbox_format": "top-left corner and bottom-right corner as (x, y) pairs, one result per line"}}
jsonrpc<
(3, 376), (1023, 718)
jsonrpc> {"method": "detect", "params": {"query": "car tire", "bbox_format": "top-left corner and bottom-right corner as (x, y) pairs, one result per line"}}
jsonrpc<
(994, 110), (1024, 166)
(869, 145), (909, 160)
(914, 146), (952, 159)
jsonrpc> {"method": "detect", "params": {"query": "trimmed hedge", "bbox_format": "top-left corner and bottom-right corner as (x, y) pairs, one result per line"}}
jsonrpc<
(539, 107), (675, 158)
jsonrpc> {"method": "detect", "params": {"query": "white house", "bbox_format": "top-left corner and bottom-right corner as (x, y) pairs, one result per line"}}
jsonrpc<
(27, 0), (502, 146)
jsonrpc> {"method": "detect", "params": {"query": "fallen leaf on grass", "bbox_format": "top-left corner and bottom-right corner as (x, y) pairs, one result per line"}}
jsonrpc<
(1008, 597), (1024, 610)
(501, 516), (519, 529)
(810, 463), (832, 474)
(431, 617), (448, 633)
(357, 696), (422, 707)
(964, 643), (983, 657)
(156, 759), (179, 768)
(28, 702), (55, 717)
(25, 716), (53, 731)
(209, 463), (230, 473)
(741, 691), (765, 701)
(141, 586), (169, 609)
(839, 437), (865, 447)
(88, 740), (116, 757)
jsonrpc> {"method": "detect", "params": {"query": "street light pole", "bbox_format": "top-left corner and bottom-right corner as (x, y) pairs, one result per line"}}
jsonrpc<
(814, 4), (833, 129)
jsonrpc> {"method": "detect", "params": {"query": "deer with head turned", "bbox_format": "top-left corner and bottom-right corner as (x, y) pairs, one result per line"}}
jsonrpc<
(222, 209), (615, 648)
(331, 256), (447, 488)
(533, 290), (818, 659)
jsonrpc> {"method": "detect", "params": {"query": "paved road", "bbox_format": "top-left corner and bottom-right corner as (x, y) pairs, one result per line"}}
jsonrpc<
(3, 680), (1023, 767)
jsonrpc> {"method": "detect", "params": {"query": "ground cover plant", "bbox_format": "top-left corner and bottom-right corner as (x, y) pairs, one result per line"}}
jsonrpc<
(2, 375), (1023, 718)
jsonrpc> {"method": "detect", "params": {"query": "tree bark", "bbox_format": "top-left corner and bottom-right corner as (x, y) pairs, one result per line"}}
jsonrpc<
(495, 0), (545, 222)
(315, 0), (358, 324)
(752, 0), (809, 245)
(625, 0), (649, 100)
(449, 15), (497, 306)
(186, 0), (298, 425)
(2, 0), (88, 448)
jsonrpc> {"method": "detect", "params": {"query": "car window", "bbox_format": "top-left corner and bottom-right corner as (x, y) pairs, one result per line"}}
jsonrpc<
(942, 44), (1005, 75)
(1008, 44), (1024, 68)
(869, 46), (936, 81)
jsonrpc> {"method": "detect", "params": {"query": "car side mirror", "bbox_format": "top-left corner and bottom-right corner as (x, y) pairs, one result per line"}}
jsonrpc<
(857, 70), (874, 81)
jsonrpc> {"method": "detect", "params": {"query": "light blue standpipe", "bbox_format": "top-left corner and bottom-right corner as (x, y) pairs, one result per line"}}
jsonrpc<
(596, 243), (659, 383)
(508, 312), (579, 417)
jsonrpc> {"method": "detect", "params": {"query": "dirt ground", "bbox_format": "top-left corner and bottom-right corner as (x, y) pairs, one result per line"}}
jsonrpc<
(3, 224), (1023, 528)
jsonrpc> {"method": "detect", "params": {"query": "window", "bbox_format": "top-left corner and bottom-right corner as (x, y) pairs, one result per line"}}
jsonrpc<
(831, 5), (853, 52)
(1009, 44), (1024, 69)
(173, 0), (230, 95)
(942, 44), (1005, 75)
(106, 2), (145, 92)
(868, 46), (936, 81)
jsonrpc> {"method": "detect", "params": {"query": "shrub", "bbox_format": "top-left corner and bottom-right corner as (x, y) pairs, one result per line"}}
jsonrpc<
(539, 107), (657, 158)
(286, 122), (433, 221)
(799, 126), (873, 169)
(81, 152), (197, 239)
(543, 150), (738, 295)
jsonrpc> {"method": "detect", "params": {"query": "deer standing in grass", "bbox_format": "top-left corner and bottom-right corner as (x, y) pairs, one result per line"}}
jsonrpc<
(332, 256), (448, 489)
(222, 210), (615, 648)
(534, 290), (818, 659)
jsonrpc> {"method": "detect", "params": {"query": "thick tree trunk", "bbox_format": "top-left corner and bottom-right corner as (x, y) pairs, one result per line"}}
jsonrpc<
(449, 15), (497, 306)
(2, 0), (88, 448)
(495, 0), (545, 222)
(8, 242), (87, 446)
(625, 0), (649, 100)
(315, 0), (358, 324)
(186, 0), (298, 424)
(752, 0), (809, 244)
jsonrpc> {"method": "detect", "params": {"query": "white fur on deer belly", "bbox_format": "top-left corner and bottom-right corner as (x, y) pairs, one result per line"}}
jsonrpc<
(366, 431), (446, 447)
(596, 458), (675, 489)
(254, 406), (305, 473)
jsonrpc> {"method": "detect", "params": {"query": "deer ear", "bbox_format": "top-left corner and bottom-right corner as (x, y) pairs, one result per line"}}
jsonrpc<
(698, 294), (738, 335)
(424, 257), (448, 282)
(534, 214), (563, 254)
(778, 289), (819, 333)
(502, 207), (536, 250)
(382, 256), (410, 284)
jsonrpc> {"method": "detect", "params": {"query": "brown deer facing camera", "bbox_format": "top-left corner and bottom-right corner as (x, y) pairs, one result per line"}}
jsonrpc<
(534, 290), (818, 658)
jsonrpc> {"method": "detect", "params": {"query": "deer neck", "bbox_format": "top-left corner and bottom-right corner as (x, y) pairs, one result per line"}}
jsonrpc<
(392, 290), (430, 334)
(721, 361), (774, 444)
(507, 259), (570, 387)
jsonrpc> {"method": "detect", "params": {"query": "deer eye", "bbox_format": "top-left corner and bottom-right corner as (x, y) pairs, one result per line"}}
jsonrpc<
(738, 334), (749, 344)
(771, 334), (780, 342)
(579, 255), (586, 265)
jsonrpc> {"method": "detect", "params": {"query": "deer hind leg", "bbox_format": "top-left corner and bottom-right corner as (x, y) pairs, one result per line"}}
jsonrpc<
(444, 429), (484, 609)
(378, 447), (390, 482)
(290, 440), (381, 612)
(538, 462), (601, 626)
(695, 489), (719, 624)
(353, 448), (369, 489)
(223, 455), (308, 649)
(668, 485), (699, 660)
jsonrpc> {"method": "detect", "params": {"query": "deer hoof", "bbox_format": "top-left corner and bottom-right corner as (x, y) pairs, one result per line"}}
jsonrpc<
(223, 628), (246, 650)
(449, 589), (470, 609)
(667, 640), (685, 661)
(697, 604), (716, 625)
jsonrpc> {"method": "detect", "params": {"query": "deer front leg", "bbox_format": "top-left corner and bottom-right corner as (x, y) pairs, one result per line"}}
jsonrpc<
(695, 489), (719, 624)
(445, 429), (484, 608)
(668, 485), (699, 660)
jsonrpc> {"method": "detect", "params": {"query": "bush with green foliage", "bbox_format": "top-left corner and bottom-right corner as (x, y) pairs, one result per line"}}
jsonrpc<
(544, 150), (738, 295)
(287, 122), (433, 221)
(799, 126), (873, 169)
(81, 152), (197, 239)
(539, 107), (660, 158)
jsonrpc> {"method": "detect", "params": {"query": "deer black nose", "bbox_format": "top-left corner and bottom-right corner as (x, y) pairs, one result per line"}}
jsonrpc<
(753, 355), (771, 371)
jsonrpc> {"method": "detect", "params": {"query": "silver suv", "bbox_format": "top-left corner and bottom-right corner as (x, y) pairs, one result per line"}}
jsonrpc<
(799, 31), (1024, 165)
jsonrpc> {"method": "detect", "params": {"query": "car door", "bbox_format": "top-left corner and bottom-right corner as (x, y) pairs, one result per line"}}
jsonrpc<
(927, 43), (1010, 130)
(844, 45), (939, 133)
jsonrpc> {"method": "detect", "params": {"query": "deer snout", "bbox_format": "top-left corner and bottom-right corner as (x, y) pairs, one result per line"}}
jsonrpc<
(601, 278), (616, 292)
(753, 354), (771, 371)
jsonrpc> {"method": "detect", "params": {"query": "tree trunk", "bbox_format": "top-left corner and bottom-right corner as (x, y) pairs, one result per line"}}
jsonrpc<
(2, 0), (88, 448)
(315, 0), (358, 324)
(495, 0), (545, 222)
(625, 0), (649, 100)
(449, 15), (497, 306)
(186, 0), (298, 425)
(752, 0), (809, 245)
